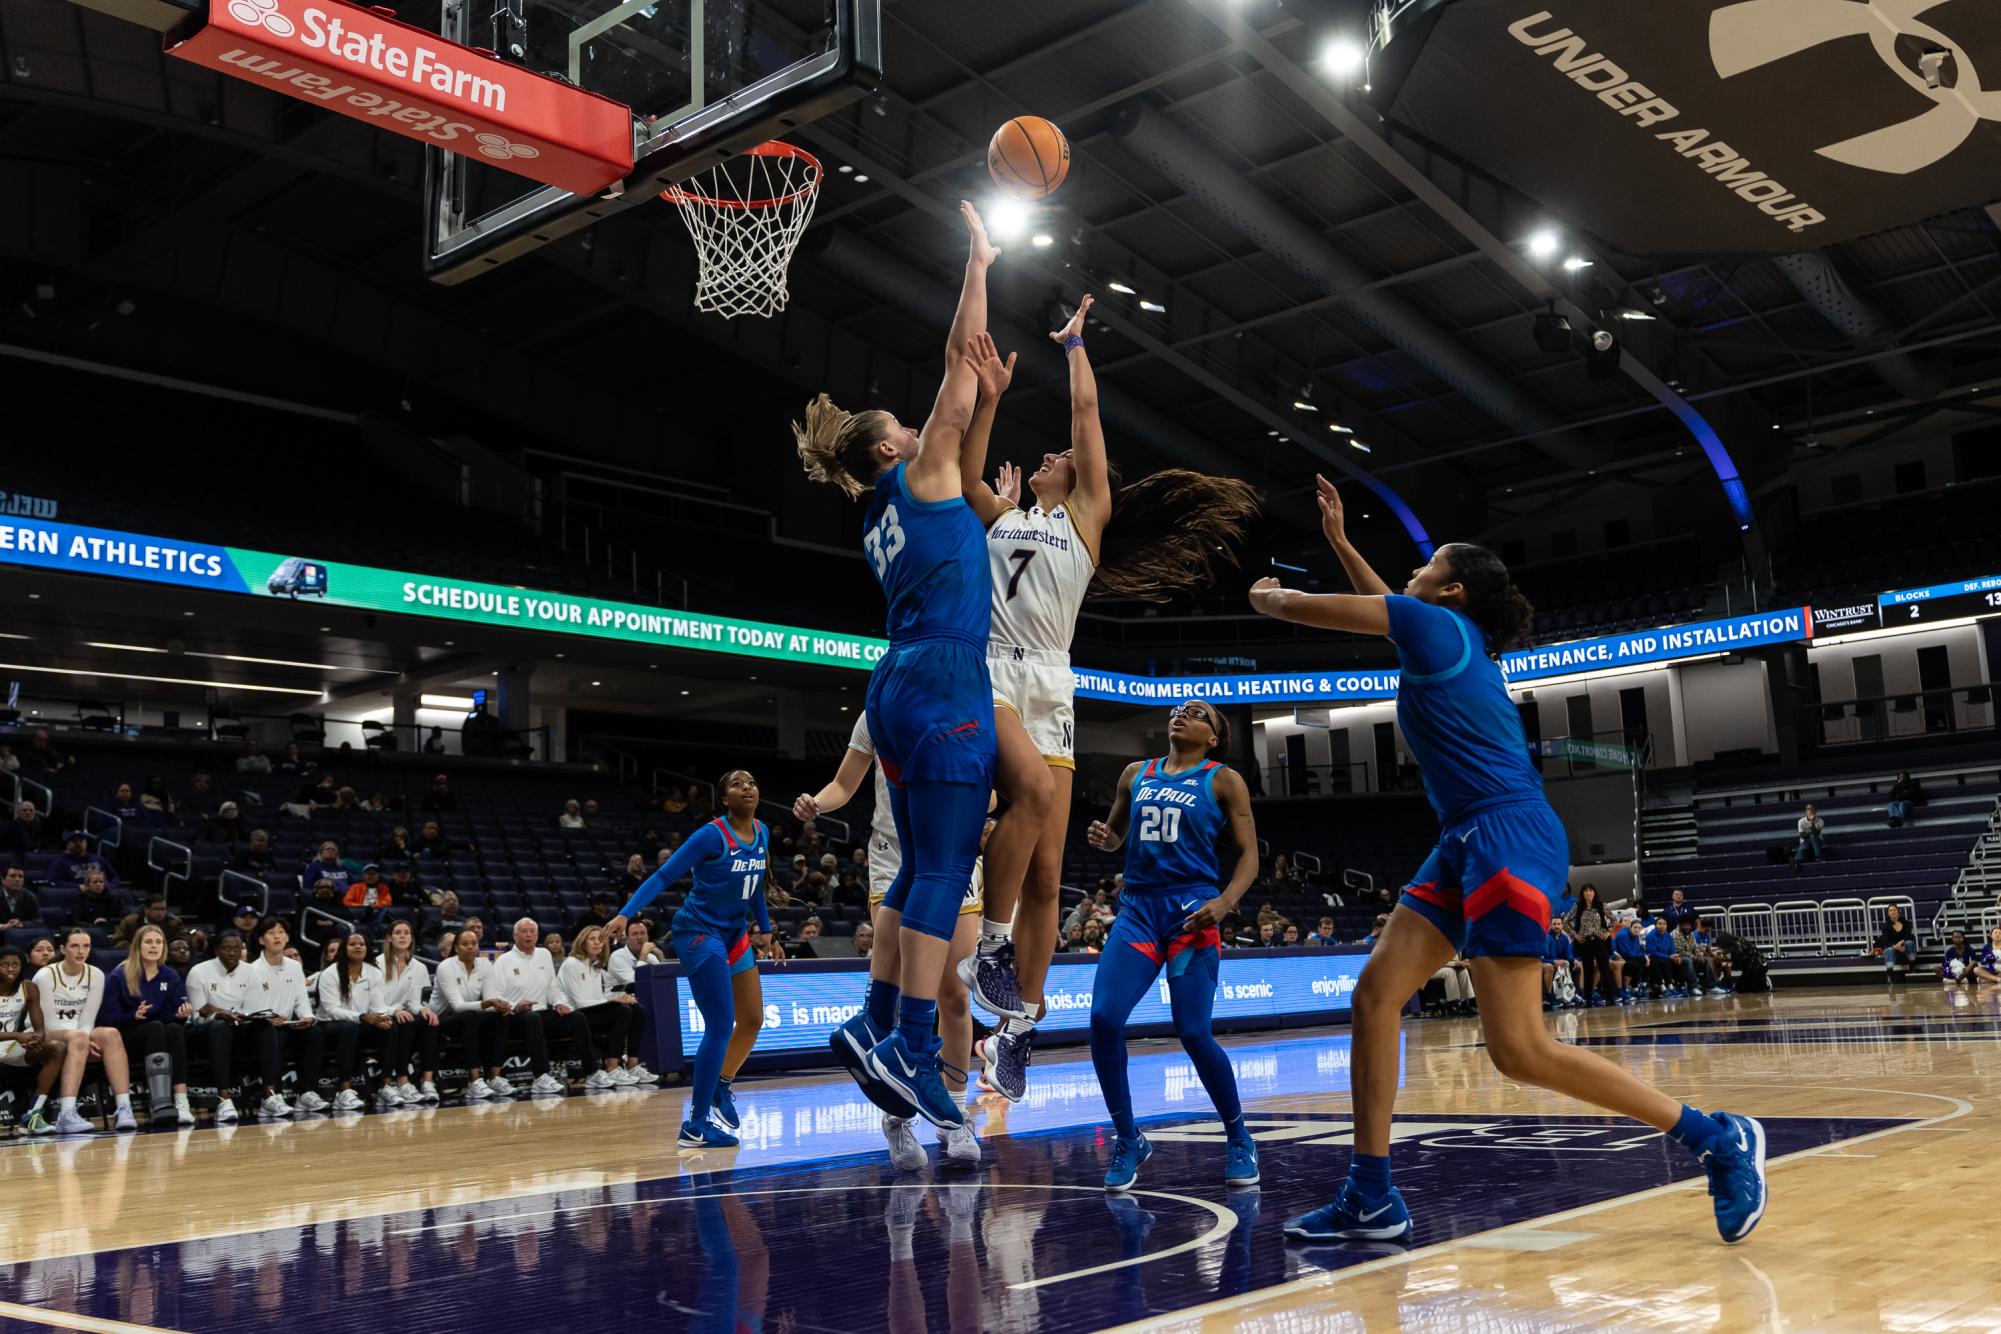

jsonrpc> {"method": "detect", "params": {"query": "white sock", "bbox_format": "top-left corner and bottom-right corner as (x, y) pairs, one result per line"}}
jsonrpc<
(174, 1093), (191, 1110)
(27, 1095), (46, 1115)
(977, 918), (1012, 952)
(115, 1093), (132, 1112)
(59, 1097), (76, 1116)
(888, 1225), (915, 1261)
(949, 1214), (975, 1244)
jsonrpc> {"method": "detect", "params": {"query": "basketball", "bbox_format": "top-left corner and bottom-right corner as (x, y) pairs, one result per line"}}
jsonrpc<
(988, 116), (1070, 200)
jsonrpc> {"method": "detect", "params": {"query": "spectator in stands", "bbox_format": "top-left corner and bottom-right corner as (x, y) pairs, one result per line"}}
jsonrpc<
(1282, 924), (1302, 946)
(1941, 930), (1980, 988)
(1872, 905), (1916, 978)
(139, 776), (176, 824)
(1080, 920), (1106, 954)
(275, 741), (313, 779)
(421, 774), (458, 814)
(1791, 803), (1826, 869)
(29, 926), (139, 1134)
(114, 895), (186, 950)
(1975, 928), (2001, 986)
(423, 726), (446, 755)
(854, 922), (874, 958)
(1644, 915), (1694, 997)
(205, 801), (247, 845)
(559, 800), (586, 830)
(229, 830), (276, 876)
(304, 841), (353, 895)
(573, 892), (617, 939)
(378, 826), (412, 862)
(108, 783), (144, 822)
(583, 799), (601, 823)
(20, 728), (76, 780)
(25, 936), (55, 972)
(1569, 885), (1616, 1006)
(1061, 896), (1092, 938)
(342, 865), (393, 932)
(617, 854), (648, 903)
(227, 902), (261, 940)
(1361, 914), (1392, 949)
(2, 801), (47, 858)
(609, 920), (664, 985)
(305, 877), (343, 929)
(802, 871), (830, 906)
(1255, 921), (1279, 948)
(378, 919), (440, 1104)
(315, 930), (390, 1112)
(75, 869), (121, 929)
(182, 773), (218, 823)
(660, 787), (688, 817)
(542, 932), (567, 968)
(431, 929), (457, 962)
(302, 774), (340, 814)
(1306, 915), (1338, 946)
(102, 924), (196, 1125)
(244, 916), (327, 1116)
(488, 917), (565, 1096)
(171, 936), (202, 971)
(1886, 771), (1925, 828)
(0, 742), (16, 774)
(48, 831), (112, 886)
(558, 925), (641, 1090)
(0, 865), (42, 929)
(236, 737), (271, 777)
(1063, 921), (1087, 952)
(687, 784), (713, 822)
(833, 869), (867, 909)
(417, 820), (451, 857)
(1661, 889), (1698, 931)
(461, 916), (487, 948)
(421, 890), (467, 941)
(185, 929), (255, 1123)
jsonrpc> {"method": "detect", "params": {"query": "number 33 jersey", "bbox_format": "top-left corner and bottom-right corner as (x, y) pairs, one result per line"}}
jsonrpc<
(1123, 758), (1225, 895)
(864, 462), (992, 649)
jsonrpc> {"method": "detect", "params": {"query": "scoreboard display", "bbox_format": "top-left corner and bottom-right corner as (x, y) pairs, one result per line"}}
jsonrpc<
(1878, 573), (2001, 625)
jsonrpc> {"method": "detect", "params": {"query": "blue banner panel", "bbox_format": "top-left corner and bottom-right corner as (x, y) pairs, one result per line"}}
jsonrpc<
(1879, 572), (2001, 625)
(0, 518), (248, 593)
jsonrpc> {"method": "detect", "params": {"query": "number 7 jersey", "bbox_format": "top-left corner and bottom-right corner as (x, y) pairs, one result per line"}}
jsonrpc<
(987, 503), (1095, 655)
(1123, 757), (1225, 894)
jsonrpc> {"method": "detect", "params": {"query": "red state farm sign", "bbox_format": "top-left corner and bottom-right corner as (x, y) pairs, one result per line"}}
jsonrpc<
(167, 0), (634, 195)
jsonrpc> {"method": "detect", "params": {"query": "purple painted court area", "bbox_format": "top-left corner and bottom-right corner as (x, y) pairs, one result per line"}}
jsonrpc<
(19, 1110), (1907, 1333)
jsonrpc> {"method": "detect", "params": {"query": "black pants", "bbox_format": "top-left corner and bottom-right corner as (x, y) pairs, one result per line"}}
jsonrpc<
(325, 1019), (391, 1085)
(122, 1020), (188, 1085)
(1574, 936), (1614, 1001)
(384, 1016), (441, 1080)
(253, 1022), (328, 1094)
(496, 1011), (551, 1077)
(195, 1020), (259, 1095)
(449, 1010), (502, 1071)
(576, 1003), (644, 1065)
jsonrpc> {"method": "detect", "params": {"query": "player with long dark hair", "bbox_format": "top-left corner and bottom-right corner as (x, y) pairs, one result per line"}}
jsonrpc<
(952, 299), (1260, 1104)
(607, 768), (771, 1148)
(794, 201), (997, 1135)
(1246, 475), (1767, 1245)
(1083, 699), (1261, 1191)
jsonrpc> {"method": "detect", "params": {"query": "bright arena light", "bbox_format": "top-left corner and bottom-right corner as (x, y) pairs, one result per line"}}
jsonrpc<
(986, 198), (1030, 240)
(1031, 234), (1053, 248)
(1321, 38), (1365, 76)
(1527, 230), (1559, 259)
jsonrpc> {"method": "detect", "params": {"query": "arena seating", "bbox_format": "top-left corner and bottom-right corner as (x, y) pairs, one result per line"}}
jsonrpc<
(1771, 479), (2001, 614)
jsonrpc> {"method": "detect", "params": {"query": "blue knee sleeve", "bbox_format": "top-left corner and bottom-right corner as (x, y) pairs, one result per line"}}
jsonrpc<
(895, 781), (987, 941)
(686, 954), (735, 1119)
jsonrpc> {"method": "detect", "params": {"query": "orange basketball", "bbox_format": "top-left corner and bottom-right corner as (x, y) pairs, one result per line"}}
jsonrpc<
(988, 117), (1070, 201)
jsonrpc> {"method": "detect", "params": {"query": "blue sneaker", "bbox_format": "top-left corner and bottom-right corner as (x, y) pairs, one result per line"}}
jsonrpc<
(678, 1118), (739, 1148)
(867, 1031), (965, 1130)
(710, 1081), (740, 1133)
(832, 1011), (918, 1119)
(1284, 1182), (1413, 1244)
(1702, 1112), (1768, 1243)
(1104, 1132), (1152, 1192)
(957, 943), (1029, 1020)
(982, 1024), (1036, 1103)
(1224, 1126), (1260, 1186)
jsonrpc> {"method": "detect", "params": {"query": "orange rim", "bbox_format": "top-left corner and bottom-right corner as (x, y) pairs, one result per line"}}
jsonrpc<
(660, 141), (823, 211)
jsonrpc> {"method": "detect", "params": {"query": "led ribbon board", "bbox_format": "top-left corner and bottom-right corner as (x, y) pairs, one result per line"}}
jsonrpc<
(1878, 573), (2001, 625)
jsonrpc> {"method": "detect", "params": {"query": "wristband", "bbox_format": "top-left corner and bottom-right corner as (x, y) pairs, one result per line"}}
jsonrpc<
(1062, 335), (1085, 353)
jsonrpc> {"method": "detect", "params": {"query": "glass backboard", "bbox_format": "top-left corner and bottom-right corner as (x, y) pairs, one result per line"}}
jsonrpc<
(422, 0), (879, 283)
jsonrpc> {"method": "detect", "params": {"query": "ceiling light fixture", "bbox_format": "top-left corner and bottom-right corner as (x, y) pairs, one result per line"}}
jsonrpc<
(1292, 400), (1319, 412)
(986, 198), (1030, 240)
(853, 174), (870, 183)
(1350, 439), (1373, 452)
(1616, 308), (1657, 321)
(0, 632), (28, 641)
(1031, 233), (1053, 248)
(187, 651), (348, 671)
(1108, 281), (1136, 295)
(1321, 37), (1365, 76)
(0, 662), (324, 695)
(1138, 299), (1165, 313)
(84, 642), (167, 654)
(1563, 256), (1593, 271)
(1329, 423), (1353, 434)
(1527, 230), (1559, 259)
(419, 693), (476, 709)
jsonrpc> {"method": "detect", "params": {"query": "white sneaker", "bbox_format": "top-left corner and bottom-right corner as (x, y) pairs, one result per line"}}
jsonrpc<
(176, 1101), (197, 1126)
(259, 1094), (292, 1118)
(296, 1091), (329, 1114)
(55, 1109), (95, 1136)
(943, 1121), (981, 1166)
(375, 1087), (404, 1108)
(332, 1089), (365, 1113)
(628, 1065), (658, 1085)
(417, 1081), (440, 1103)
(113, 1106), (138, 1133)
(465, 1078), (491, 1101)
(529, 1073), (567, 1097)
(214, 1098), (239, 1124)
(584, 1070), (617, 1091)
(609, 1065), (640, 1086)
(882, 1114), (927, 1172)
(486, 1075), (516, 1097)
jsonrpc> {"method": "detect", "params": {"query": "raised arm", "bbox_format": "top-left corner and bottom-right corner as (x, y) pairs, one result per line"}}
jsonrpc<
(1316, 475), (1394, 597)
(613, 824), (722, 924)
(907, 204), (1000, 502)
(1052, 297), (1113, 551)
(794, 747), (875, 821)
(1184, 769), (1258, 932)
(959, 331), (1018, 528)
(944, 201), (998, 369)
(1086, 762), (1144, 852)
(1247, 577), (1391, 637)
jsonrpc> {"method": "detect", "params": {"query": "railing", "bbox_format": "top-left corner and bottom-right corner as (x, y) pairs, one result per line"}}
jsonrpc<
(298, 905), (354, 954)
(148, 837), (192, 906)
(229, 708), (550, 762)
(1812, 682), (1997, 749)
(1820, 898), (1871, 954)
(1771, 901), (1824, 958)
(1726, 903), (1777, 955)
(218, 868), (270, 917)
(1293, 852), (1322, 876)
(84, 805), (122, 851)
(1341, 869), (1375, 905)
(3, 771), (54, 822)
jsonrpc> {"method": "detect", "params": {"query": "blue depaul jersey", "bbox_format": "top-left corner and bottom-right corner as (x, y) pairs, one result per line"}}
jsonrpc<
(864, 462), (993, 648)
(1122, 757), (1226, 895)
(1385, 595), (1545, 823)
(619, 817), (771, 940)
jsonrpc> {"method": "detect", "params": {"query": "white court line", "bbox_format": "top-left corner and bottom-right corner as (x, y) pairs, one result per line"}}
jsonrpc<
(0, 1300), (185, 1334)
(393, 1182), (1240, 1292)
(1103, 1083), (1975, 1333)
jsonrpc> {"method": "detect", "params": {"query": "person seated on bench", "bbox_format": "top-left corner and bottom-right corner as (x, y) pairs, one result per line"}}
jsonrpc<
(1886, 772), (1925, 828)
(1790, 803), (1825, 870)
(1871, 905), (1916, 978)
(1974, 928), (2001, 986)
(1940, 930), (1981, 988)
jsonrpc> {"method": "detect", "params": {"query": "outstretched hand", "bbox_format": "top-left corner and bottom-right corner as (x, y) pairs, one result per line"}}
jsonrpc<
(963, 330), (1017, 399)
(962, 200), (1000, 268)
(1050, 294), (1094, 344)
(1315, 474), (1348, 548)
(992, 461), (1022, 506)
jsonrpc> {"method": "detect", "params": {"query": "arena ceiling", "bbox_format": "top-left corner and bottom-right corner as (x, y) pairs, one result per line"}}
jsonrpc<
(4, 0), (2001, 571)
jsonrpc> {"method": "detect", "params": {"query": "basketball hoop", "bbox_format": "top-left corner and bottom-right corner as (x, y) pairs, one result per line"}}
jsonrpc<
(662, 141), (823, 319)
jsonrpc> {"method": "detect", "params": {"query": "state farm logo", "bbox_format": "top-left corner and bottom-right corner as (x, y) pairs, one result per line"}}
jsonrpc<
(227, 0), (294, 37)
(1712, 0), (2001, 175)
(475, 133), (540, 161)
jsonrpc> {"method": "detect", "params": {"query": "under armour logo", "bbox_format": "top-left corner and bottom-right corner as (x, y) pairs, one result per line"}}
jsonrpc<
(1711, 0), (2000, 174)
(475, 133), (541, 162)
(227, 0), (294, 36)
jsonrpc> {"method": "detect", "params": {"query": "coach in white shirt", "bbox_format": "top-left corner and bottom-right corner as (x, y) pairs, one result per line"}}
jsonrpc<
(435, 927), (512, 1098)
(608, 919), (666, 986)
(243, 917), (329, 1118)
(487, 917), (566, 1096)
(186, 930), (257, 1122)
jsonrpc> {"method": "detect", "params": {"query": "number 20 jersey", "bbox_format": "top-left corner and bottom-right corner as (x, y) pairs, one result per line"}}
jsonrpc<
(1123, 757), (1225, 895)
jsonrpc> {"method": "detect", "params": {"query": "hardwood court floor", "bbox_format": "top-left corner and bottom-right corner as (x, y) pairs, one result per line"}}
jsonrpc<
(1, 983), (1994, 1333)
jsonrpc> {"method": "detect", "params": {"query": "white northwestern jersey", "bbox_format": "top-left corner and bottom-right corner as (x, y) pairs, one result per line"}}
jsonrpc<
(848, 713), (897, 849)
(987, 504), (1095, 656)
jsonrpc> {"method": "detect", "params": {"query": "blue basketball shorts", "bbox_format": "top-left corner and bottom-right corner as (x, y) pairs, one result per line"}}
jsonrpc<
(1104, 889), (1223, 975)
(864, 640), (996, 789)
(673, 926), (757, 978)
(1398, 797), (1569, 959)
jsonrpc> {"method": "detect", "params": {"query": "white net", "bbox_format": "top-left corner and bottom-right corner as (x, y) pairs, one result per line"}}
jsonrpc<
(662, 142), (823, 320)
